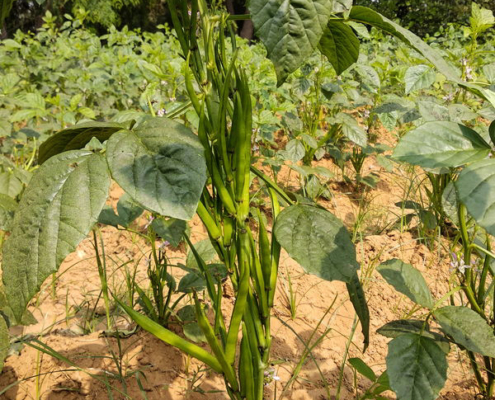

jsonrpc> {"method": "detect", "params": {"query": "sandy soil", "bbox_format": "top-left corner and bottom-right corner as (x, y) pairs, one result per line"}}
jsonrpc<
(0, 126), (479, 400)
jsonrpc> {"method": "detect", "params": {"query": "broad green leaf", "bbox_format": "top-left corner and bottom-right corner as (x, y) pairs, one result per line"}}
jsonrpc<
(489, 120), (495, 145)
(483, 63), (495, 84)
(250, 0), (333, 85)
(38, 121), (127, 165)
(347, 273), (370, 351)
(98, 194), (143, 228)
(470, 3), (494, 34)
(378, 320), (450, 354)
(393, 121), (491, 169)
(405, 65), (436, 95)
(186, 239), (217, 270)
(386, 334), (447, 400)
(318, 20), (360, 75)
(417, 101), (449, 122)
(456, 159), (495, 236)
(377, 259), (433, 308)
(0, 316), (8, 372)
(441, 182), (459, 226)
(116, 194), (143, 226)
(183, 322), (207, 343)
(274, 205), (359, 283)
(151, 217), (187, 247)
(2, 151), (111, 322)
(107, 118), (207, 220)
(434, 306), (495, 357)
(340, 113), (367, 147)
(0, 171), (22, 198)
(348, 357), (376, 382)
(0, 193), (17, 231)
(284, 139), (306, 162)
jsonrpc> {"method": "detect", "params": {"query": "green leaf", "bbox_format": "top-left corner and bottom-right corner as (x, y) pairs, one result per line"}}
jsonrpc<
(250, 0), (333, 85)
(340, 113), (367, 147)
(489, 120), (495, 146)
(98, 194), (143, 228)
(378, 320), (450, 354)
(377, 259), (434, 308)
(441, 181), (459, 226)
(0, 315), (8, 372)
(405, 65), (436, 95)
(318, 20), (360, 75)
(106, 118), (207, 221)
(393, 121), (491, 169)
(348, 357), (376, 382)
(434, 306), (495, 357)
(0, 194), (17, 231)
(2, 151), (111, 322)
(284, 139), (306, 163)
(274, 204), (359, 283)
(151, 217), (187, 247)
(0, 171), (22, 198)
(347, 273), (370, 351)
(183, 322), (207, 344)
(38, 121), (127, 165)
(470, 3), (494, 34)
(386, 334), (447, 400)
(116, 194), (143, 226)
(186, 239), (217, 270)
(456, 159), (495, 236)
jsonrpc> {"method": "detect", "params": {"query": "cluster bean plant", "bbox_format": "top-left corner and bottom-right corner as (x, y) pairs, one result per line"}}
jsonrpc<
(2, 1), (495, 400)
(0, 0), (373, 398)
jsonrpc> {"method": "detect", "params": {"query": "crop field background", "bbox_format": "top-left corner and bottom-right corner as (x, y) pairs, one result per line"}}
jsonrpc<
(0, 1), (495, 400)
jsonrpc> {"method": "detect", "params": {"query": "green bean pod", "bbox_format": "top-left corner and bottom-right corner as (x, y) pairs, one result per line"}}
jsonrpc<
(247, 228), (268, 319)
(197, 202), (222, 241)
(234, 73), (251, 203)
(223, 216), (234, 247)
(212, 161), (237, 215)
(117, 298), (222, 373)
(228, 92), (243, 160)
(268, 188), (281, 308)
(257, 210), (272, 290)
(225, 248), (250, 365)
(239, 324), (255, 400)
(193, 293), (239, 391)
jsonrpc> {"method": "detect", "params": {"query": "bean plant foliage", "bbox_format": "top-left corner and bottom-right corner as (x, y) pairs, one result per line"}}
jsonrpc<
(1, 0), (495, 399)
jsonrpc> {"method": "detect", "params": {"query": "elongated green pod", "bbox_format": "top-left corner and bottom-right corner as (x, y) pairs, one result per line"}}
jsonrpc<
(223, 216), (234, 247)
(257, 210), (272, 290)
(212, 161), (237, 215)
(247, 228), (269, 319)
(197, 202), (222, 241)
(194, 293), (239, 391)
(269, 188), (281, 308)
(225, 252), (250, 365)
(217, 51), (238, 184)
(116, 299), (222, 373)
(229, 92), (243, 159)
(247, 291), (267, 350)
(234, 73), (251, 203)
(243, 302), (263, 395)
(240, 324), (255, 400)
